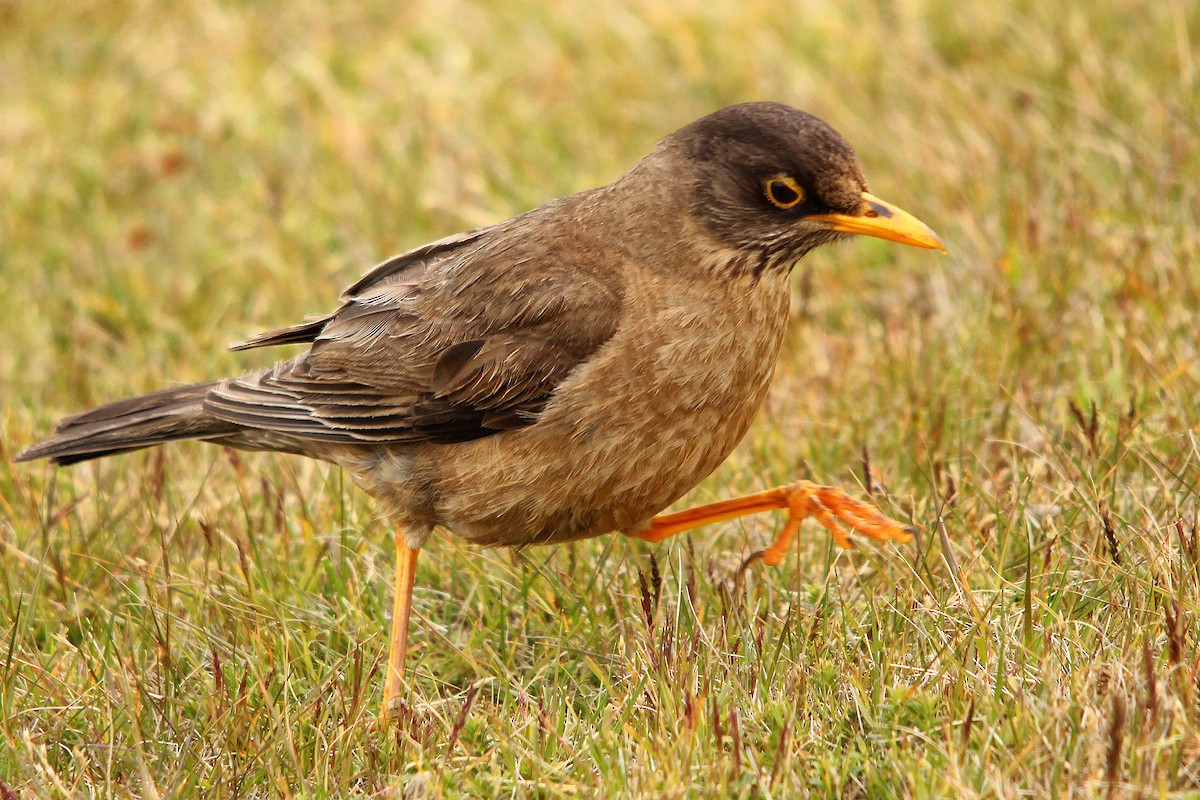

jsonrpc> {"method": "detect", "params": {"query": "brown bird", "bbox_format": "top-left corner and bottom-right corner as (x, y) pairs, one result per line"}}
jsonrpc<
(19, 102), (944, 718)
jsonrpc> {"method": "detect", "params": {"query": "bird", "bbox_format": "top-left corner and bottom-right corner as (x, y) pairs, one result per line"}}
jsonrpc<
(18, 102), (945, 719)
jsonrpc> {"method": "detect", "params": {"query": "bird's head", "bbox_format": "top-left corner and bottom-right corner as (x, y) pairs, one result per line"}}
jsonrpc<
(665, 102), (945, 274)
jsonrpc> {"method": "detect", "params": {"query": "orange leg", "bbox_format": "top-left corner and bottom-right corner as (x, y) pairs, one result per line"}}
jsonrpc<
(628, 480), (912, 567)
(381, 530), (420, 719)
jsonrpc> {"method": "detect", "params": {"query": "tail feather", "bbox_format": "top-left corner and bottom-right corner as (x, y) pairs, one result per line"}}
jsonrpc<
(17, 382), (238, 466)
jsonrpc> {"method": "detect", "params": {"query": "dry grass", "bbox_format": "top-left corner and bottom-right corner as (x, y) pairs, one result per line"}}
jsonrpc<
(2, 0), (1199, 797)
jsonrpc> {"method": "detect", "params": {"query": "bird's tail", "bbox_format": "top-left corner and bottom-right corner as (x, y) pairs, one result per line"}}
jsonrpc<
(16, 382), (238, 466)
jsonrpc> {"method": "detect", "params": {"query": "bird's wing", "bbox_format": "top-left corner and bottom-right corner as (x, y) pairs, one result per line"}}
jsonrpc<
(204, 214), (623, 445)
(229, 229), (491, 352)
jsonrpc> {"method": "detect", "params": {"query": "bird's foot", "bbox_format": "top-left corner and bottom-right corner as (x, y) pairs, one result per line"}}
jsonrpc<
(378, 694), (405, 724)
(738, 480), (913, 571)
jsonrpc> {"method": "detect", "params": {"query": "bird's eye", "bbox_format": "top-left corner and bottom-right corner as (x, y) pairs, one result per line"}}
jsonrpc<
(764, 176), (805, 209)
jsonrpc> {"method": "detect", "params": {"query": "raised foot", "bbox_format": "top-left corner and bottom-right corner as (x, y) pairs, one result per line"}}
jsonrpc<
(741, 480), (913, 569)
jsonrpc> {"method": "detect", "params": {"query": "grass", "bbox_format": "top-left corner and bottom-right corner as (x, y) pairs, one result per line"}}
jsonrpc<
(2, 0), (1199, 796)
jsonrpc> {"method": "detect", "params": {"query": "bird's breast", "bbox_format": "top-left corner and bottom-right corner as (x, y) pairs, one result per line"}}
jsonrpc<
(415, 264), (793, 547)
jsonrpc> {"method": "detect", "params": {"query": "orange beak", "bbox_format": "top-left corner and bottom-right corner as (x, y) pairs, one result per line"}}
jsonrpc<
(809, 192), (947, 253)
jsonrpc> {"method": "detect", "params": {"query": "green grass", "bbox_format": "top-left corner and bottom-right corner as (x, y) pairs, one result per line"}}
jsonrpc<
(3, 0), (1199, 796)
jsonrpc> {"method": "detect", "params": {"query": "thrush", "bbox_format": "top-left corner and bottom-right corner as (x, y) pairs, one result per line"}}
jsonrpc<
(19, 102), (945, 718)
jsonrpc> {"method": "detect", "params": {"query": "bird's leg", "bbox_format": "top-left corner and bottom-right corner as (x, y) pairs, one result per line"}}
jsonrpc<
(381, 530), (420, 720)
(628, 480), (912, 566)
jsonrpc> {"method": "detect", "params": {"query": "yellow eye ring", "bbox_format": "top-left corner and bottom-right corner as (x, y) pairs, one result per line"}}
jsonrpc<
(764, 176), (804, 209)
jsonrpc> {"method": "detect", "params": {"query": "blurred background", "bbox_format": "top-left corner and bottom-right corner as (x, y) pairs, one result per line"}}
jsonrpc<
(2, 1), (1198, 796)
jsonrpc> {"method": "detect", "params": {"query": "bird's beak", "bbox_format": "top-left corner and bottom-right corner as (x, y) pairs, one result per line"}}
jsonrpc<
(810, 192), (947, 253)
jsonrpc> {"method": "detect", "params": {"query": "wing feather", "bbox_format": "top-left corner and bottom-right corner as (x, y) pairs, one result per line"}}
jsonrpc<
(206, 200), (622, 446)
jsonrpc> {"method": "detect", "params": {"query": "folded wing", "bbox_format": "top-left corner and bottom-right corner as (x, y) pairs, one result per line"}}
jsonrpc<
(207, 212), (623, 445)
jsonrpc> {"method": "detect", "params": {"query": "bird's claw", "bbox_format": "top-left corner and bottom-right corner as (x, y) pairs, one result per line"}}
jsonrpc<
(742, 481), (913, 574)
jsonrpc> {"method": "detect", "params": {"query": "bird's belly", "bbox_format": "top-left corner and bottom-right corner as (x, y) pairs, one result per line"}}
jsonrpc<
(414, 274), (792, 547)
